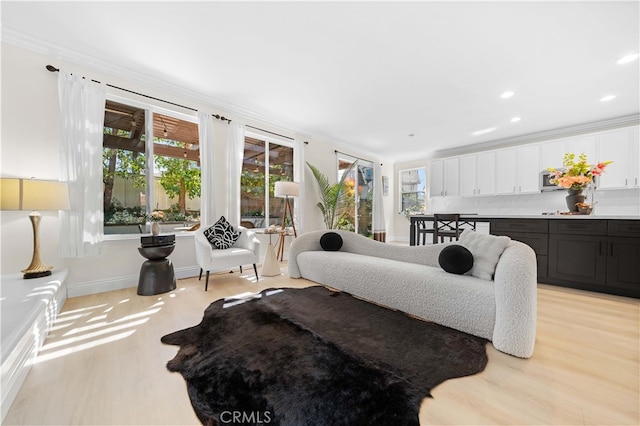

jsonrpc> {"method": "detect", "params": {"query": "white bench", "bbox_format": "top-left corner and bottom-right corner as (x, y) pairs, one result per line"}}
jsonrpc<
(1, 269), (68, 421)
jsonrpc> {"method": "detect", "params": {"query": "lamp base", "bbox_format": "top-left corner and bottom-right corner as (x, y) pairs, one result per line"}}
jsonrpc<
(22, 212), (54, 280)
(23, 270), (52, 279)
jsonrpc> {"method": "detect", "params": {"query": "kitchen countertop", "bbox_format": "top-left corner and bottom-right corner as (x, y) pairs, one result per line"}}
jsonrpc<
(411, 214), (640, 220)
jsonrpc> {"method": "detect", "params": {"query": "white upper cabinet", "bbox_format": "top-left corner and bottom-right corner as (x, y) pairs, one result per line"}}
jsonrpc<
(541, 138), (566, 169)
(430, 159), (444, 197)
(430, 124), (637, 200)
(496, 149), (517, 194)
(518, 145), (542, 193)
(496, 145), (541, 194)
(634, 126), (640, 187)
(597, 126), (640, 189)
(459, 155), (476, 197)
(430, 157), (460, 197)
(476, 151), (497, 196)
(460, 152), (496, 197)
(541, 134), (597, 169)
(564, 134), (597, 163)
(444, 157), (460, 197)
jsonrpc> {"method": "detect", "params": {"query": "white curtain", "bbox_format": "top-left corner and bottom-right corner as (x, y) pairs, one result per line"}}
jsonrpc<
(372, 162), (386, 242)
(227, 122), (245, 227)
(293, 137), (306, 232)
(198, 111), (216, 227)
(58, 72), (106, 257)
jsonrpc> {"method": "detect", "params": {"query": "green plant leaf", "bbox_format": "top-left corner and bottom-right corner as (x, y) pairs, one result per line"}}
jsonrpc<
(307, 161), (357, 229)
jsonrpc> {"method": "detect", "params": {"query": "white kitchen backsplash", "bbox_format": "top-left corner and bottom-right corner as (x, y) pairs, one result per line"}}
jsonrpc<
(430, 188), (640, 216)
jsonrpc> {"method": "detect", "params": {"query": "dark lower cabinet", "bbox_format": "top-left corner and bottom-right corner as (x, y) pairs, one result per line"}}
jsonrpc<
(606, 237), (640, 291)
(490, 218), (639, 298)
(490, 219), (549, 281)
(548, 234), (608, 286)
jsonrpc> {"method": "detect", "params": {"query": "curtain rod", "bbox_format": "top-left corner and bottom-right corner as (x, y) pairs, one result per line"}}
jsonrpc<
(45, 65), (231, 123)
(246, 125), (294, 141)
(334, 150), (382, 166)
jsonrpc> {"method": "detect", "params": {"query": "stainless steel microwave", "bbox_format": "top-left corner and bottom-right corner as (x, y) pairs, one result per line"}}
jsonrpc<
(540, 170), (563, 191)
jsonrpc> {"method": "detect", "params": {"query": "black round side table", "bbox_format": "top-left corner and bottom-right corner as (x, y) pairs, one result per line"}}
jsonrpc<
(137, 243), (176, 296)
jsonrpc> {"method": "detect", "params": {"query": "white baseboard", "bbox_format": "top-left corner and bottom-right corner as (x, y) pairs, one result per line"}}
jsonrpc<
(67, 266), (201, 298)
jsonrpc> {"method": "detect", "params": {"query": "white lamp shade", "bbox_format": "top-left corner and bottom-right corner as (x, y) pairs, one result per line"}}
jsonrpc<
(274, 181), (299, 198)
(0, 178), (70, 211)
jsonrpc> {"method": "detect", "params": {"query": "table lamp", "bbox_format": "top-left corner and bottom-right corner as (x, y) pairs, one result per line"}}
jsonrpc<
(0, 178), (70, 279)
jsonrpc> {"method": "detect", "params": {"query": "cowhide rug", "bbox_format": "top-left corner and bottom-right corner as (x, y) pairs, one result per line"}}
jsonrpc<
(161, 286), (488, 426)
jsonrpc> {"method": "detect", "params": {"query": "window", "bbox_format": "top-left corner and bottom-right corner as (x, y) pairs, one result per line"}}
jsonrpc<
(399, 167), (426, 215)
(337, 156), (374, 237)
(240, 134), (294, 229)
(102, 99), (200, 234)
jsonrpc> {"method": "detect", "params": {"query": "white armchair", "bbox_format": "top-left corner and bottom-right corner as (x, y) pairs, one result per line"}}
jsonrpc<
(195, 225), (261, 290)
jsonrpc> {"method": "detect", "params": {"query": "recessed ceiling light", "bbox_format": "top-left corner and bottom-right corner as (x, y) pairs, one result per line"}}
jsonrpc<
(500, 91), (515, 99)
(408, 133), (415, 137)
(471, 127), (497, 136)
(617, 53), (639, 64)
(510, 117), (521, 123)
(600, 95), (616, 102)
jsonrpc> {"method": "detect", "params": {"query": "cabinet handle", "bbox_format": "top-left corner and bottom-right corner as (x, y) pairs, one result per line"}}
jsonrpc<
(625, 178), (628, 186)
(636, 178), (638, 186)
(519, 186), (522, 192)
(513, 186), (516, 192)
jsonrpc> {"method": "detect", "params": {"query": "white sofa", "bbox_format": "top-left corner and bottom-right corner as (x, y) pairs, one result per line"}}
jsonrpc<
(288, 230), (537, 358)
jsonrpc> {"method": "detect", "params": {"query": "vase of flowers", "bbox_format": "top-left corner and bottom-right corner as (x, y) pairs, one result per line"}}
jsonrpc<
(148, 210), (165, 235)
(547, 153), (612, 213)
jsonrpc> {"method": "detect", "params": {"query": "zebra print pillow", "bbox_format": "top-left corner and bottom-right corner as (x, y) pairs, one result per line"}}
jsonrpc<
(203, 216), (241, 249)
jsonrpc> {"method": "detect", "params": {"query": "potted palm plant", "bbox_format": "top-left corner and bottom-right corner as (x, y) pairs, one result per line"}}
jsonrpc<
(306, 161), (357, 229)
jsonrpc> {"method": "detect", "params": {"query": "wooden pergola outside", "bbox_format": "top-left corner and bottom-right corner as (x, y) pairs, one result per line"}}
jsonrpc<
(103, 100), (200, 162)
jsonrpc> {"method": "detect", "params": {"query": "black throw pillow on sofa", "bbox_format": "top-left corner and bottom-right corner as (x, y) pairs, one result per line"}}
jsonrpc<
(438, 244), (474, 275)
(320, 232), (343, 251)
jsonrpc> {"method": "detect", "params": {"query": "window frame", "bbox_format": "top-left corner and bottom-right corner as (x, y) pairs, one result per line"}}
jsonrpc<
(103, 94), (199, 238)
(242, 130), (295, 230)
(398, 166), (427, 215)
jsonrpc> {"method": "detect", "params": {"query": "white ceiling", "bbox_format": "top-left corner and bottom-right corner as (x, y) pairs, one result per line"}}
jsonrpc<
(2, 1), (639, 162)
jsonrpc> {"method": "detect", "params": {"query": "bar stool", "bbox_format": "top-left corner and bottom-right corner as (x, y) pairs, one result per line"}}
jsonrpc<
(433, 214), (462, 243)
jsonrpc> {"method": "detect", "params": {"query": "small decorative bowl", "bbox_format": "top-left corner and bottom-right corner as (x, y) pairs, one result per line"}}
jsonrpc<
(578, 206), (593, 215)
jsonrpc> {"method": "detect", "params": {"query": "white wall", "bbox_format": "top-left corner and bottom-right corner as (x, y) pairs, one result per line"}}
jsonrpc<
(1, 44), (68, 279)
(0, 43), (389, 295)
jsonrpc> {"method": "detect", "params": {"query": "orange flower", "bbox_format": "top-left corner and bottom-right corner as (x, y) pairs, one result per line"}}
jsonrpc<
(547, 153), (612, 190)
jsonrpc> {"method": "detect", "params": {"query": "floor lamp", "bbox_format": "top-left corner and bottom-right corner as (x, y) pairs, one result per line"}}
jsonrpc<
(0, 178), (70, 279)
(274, 181), (299, 261)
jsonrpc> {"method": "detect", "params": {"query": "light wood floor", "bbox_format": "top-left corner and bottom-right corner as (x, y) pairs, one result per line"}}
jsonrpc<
(4, 265), (639, 425)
